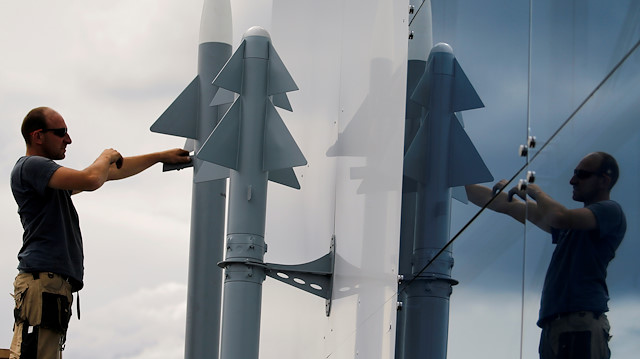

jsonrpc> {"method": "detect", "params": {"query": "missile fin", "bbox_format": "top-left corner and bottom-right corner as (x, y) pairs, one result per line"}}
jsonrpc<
(150, 77), (199, 139)
(406, 60), (427, 119)
(402, 115), (429, 184)
(271, 93), (293, 112)
(263, 102), (307, 171)
(212, 41), (245, 94)
(194, 159), (231, 183)
(267, 42), (298, 95)
(451, 59), (484, 112)
(451, 186), (469, 204)
(448, 113), (493, 187)
(268, 168), (301, 189)
(183, 138), (196, 152)
(197, 98), (242, 170)
(210, 87), (236, 106)
(409, 61), (433, 109)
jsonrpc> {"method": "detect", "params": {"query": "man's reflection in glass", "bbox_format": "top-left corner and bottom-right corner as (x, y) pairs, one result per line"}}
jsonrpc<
(466, 152), (626, 359)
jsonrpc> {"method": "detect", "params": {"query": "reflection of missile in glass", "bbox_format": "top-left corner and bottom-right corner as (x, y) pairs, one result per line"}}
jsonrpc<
(149, 0), (232, 358)
(197, 26), (305, 359)
(400, 42), (493, 359)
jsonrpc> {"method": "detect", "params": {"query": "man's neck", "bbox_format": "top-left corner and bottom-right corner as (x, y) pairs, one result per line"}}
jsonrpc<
(584, 193), (610, 207)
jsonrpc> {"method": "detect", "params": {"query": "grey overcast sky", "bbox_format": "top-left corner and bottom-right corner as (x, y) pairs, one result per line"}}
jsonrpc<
(0, 1), (201, 357)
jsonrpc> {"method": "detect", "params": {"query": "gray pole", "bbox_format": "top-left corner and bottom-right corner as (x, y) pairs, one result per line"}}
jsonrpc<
(197, 26), (306, 359)
(401, 43), (492, 359)
(150, 1), (232, 357)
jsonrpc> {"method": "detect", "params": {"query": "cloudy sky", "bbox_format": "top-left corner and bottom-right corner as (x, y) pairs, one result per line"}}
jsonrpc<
(1, 1), (640, 358)
(0, 1), (207, 357)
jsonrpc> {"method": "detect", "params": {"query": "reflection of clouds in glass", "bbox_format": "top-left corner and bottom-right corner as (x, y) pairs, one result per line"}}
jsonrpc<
(449, 291), (640, 359)
(448, 291), (528, 359)
(608, 299), (640, 358)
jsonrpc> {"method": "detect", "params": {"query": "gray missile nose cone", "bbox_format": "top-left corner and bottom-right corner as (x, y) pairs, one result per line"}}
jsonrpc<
(243, 26), (270, 39)
(431, 42), (453, 54)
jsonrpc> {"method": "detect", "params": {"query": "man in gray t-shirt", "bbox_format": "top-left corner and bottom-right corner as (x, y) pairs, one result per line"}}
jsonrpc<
(466, 152), (625, 359)
(9, 107), (191, 359)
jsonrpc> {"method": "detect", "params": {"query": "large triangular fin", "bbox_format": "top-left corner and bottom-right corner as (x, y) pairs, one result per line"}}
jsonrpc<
(197, 99), (242, 170)
(267, 42), (298, 95)
(210, 87), (236, 106)
(268, 168), (301, 189)
(451, 59), (484, 112)
(212, 41), (245, 94)
(403, 114), (430, 184)
(150, 77), (199, 139)
(448, 113), (493, 187)
(263, 103), (306, 171)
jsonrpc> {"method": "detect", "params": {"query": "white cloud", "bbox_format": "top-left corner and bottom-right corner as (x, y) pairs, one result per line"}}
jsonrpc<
(64, 282), (187, 359)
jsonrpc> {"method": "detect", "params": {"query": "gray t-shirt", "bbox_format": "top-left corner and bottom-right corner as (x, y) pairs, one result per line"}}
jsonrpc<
(11, 156), (84, 290)
(538, 200), (626, 326)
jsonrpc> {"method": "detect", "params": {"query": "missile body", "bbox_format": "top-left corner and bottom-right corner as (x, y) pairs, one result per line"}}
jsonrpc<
(150, 1), (232, 358)
(401, 43), (493, 359)
(197, 26), (305, 359)
(396, 2), (433, 358)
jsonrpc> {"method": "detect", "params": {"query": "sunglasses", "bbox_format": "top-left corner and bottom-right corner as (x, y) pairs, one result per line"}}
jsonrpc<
(40, 128), (68, 137)
(573, 169), (601, 180)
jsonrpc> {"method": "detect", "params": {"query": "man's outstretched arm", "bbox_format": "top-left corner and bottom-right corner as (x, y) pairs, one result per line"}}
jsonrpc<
(508, 183), (597, 231)
(465, 182), (527, 224)
(107, 148), (190, 181)
(48, 148), (123, 192)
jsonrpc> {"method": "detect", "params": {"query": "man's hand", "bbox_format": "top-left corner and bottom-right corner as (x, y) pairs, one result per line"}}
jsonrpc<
(101, 148), (123, 168)
(492, 179), (510, 196)
(159, 148), (191, 165)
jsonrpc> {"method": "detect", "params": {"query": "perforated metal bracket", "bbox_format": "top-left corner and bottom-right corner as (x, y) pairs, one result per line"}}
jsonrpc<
(265, 236), (335, 316)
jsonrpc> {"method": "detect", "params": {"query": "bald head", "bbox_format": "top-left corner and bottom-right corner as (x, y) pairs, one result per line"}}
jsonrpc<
(22, 107), (55, 145)
(591, 152), (619, 190)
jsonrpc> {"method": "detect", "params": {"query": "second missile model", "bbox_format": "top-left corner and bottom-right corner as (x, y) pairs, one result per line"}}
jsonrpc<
(150, 0), (232, 358)
(197, 26), (306, 359)
(400, 42), (493, 359)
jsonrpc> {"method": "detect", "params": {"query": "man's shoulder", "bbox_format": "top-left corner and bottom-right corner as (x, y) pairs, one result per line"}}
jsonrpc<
(14, 155), (61, 173)
(588, 200), (623, 214)
(588, 200), (626, 236)
(11, 156), (62, 194)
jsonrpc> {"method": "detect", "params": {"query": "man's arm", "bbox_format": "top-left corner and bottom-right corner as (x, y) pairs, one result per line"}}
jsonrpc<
(465, 183), (527, 224)
(107, 148), (190, 181)
(466, 180), (557, 233)
(509, 183), (597, 231)
(48, 149), (123, 192)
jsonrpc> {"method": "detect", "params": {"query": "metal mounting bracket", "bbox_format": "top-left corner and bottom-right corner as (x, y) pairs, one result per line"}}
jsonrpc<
(265, 236), (335, 316)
